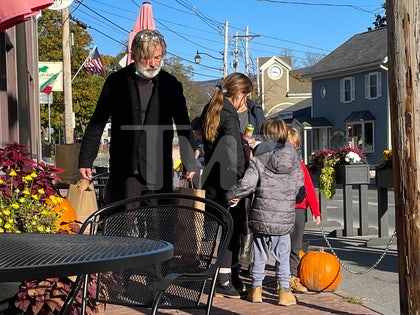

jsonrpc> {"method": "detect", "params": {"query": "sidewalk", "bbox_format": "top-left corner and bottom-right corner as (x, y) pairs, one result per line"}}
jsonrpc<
(96, 229), (398, 315)
(98, 267), (380, 315)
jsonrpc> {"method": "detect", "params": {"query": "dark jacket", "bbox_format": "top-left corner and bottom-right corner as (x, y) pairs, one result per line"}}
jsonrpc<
(200, 98), (246, 207)
(78, 64), (196, 192)
(246, 99), (265, 136)
(226, 142), (303, 235)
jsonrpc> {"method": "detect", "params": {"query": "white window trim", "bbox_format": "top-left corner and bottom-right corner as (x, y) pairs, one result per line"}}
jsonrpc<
(346, 121), (375, 153)
(340, 77), (355, 103)
(365, 71), (382, 100)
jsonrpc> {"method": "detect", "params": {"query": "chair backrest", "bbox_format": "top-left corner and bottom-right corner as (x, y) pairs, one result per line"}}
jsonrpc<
(79, 192), (233, 312)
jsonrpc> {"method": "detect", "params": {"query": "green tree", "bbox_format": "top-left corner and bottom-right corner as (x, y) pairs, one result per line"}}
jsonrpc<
(38, 10), (112, 142)
(163, 56), (208, 119)
(368, 3), (387, 31)
(38, 11), (204, 143)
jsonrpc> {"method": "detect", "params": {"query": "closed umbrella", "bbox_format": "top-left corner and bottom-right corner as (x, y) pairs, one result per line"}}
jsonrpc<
(126, 1), (156, 65)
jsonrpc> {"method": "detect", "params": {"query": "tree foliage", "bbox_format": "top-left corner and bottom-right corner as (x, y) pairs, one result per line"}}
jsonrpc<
(163, 56), (209, 119)
(38, 10), (206, 143)
(38, 10), (112, 142)
(368, 3), (387, 31)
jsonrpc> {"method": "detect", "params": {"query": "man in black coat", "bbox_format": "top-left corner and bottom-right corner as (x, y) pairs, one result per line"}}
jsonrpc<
(78, 29), (196, 203)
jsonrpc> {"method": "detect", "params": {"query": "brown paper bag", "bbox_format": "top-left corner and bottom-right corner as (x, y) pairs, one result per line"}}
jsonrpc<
(66, 179), (98, 223)
(174, 179), (206, 254)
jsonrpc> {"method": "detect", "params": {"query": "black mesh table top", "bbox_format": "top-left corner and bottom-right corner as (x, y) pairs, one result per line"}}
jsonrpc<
(0, 233), (173, 282)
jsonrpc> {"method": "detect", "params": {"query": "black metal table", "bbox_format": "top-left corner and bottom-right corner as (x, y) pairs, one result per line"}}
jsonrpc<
(0, 233), (174, 282)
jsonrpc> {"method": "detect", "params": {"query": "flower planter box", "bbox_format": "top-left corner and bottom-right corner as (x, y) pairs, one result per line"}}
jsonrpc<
(376, 168), (393, 188)
(335, 164), (370, 185)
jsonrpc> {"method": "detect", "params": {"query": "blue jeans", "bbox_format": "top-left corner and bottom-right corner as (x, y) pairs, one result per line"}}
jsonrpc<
(252, 233), (291, 289)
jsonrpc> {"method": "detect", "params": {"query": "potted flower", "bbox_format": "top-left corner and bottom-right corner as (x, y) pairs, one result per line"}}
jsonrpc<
(376, 149), (393, 188)
(308, 147), (369, 199)
(307, 149), (335, 183)
(0, 143), (100, 315)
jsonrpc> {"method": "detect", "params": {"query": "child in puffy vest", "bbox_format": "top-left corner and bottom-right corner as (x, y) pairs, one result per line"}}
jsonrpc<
(226, 117), (303, 306)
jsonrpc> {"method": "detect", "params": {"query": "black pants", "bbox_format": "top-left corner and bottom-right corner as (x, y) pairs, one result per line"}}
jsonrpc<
(289, 208), (306, 276)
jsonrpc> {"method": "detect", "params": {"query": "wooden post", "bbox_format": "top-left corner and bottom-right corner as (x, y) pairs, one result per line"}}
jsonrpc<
(386, 0), (420, 313)
(62, 7), (74, 144)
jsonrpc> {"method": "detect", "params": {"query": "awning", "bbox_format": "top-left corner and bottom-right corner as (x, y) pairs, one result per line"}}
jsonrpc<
(293, 116), (333, 128)
(0, 0), (53, 33)
(344, 110), (375, 122)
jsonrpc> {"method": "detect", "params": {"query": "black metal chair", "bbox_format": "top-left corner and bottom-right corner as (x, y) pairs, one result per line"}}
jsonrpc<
(91, 166), (109, 208)
(61, 192), (233, 315)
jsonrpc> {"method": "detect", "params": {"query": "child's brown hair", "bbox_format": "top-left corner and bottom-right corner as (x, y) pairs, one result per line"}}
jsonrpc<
(260, 118), (288, 143)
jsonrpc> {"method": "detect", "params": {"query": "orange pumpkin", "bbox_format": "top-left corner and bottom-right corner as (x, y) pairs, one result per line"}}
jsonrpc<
(298, 247), (341, 292)
(45, 197), (77, 233)
(298, 250), (306, 259)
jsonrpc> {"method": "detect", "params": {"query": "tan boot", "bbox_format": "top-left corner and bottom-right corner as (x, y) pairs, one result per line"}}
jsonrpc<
(290, 276), (308, 293)
(246, 286), (263, 303)
(278, 288), (297, 306)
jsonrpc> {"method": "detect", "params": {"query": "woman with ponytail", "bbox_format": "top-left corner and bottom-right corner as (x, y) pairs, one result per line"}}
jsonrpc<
(199, 72), (253, 298)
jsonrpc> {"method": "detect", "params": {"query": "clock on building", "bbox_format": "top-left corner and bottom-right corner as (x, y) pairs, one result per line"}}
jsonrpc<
(268, 64), (282, 80)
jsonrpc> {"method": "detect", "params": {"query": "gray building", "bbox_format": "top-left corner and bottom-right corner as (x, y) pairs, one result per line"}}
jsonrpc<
(300, 27), (389, 165)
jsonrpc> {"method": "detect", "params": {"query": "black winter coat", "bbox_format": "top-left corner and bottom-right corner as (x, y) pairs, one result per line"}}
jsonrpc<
(78, 64), (196, 192)
(200, 98), (246, 207)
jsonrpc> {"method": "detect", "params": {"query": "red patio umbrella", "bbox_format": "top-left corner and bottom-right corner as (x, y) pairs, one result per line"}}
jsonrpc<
(126, 1), (156, 66)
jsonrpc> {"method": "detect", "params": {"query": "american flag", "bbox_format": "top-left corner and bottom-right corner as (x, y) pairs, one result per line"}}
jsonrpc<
(84, 46), (106, 75)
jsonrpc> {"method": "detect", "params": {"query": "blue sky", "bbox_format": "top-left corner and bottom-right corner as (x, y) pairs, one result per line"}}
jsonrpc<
(69, 0), (385, 81)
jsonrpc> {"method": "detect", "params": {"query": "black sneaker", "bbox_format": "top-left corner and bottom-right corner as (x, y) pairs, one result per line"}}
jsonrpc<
(231, 271), (248, 293)
(214, 279), (241, 299)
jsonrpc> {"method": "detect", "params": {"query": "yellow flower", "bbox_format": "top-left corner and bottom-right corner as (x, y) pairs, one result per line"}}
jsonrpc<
(0, 228), (3, 233)
(32, 194), (39, 201)
(38, 188), (45, 195)
(24, 175), (33, 181)
(0, 178), (3, 184)
(11, 203), (19, 209)
(31, 172), (38, 178)
(19, 197), (25, 203)
(41, 209), (48, 215)
(9, 170), (17, 177)
(23, 189), (30, 195)
(37, 226), (45, 232)
(4, 223), (11, 229)
(2, 209), (10, 216)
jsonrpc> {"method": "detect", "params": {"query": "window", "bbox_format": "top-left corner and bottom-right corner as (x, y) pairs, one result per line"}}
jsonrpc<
(340, 77), (355, 103)
(365, 72), (382, 100)
(346, 121), (374, 153)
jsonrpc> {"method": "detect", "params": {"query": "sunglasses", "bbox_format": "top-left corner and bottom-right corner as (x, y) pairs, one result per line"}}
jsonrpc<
(139, 31), (164, 42)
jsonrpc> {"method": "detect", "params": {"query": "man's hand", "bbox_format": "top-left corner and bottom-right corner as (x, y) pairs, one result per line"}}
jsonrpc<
(229, 198), (240, 208)
(79, 168), (93, 180)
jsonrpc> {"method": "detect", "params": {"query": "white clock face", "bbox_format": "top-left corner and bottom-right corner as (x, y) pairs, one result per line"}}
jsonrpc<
(268, 65), (282, 80)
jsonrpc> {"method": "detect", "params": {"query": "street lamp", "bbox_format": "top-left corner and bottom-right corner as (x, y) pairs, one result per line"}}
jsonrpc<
(194, 50), (227, 77)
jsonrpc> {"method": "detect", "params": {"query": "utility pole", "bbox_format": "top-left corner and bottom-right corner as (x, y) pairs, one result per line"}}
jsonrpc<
(223, 21), (228, 78)
(62, 7), (73, 144)
(233, 28), (260, 77)
(386, 0), (420, 313)
(233, 31), (239, 72)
